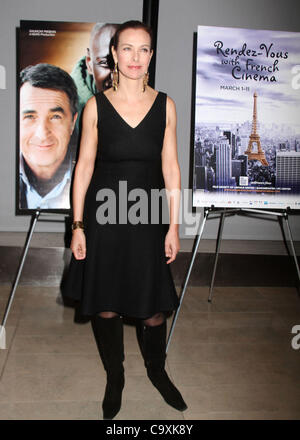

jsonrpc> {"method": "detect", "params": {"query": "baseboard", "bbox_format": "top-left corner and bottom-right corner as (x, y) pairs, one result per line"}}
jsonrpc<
(0, 246), (299, 288)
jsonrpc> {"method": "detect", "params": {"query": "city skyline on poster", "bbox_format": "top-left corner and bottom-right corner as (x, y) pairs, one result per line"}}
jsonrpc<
(193, 25), (300, 209)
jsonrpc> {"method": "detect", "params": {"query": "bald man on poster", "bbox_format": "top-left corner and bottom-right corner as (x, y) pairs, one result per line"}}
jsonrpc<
(71, 23), (118, 121)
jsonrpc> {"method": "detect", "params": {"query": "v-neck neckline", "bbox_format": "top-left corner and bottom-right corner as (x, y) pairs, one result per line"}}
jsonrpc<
(102, 91), (160, 130)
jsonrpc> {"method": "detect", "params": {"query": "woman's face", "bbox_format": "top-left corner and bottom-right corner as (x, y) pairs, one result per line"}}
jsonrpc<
(112, 28), (152, 81)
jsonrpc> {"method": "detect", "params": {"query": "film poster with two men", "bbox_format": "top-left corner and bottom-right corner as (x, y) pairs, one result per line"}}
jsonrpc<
(18, 20), (118, 212)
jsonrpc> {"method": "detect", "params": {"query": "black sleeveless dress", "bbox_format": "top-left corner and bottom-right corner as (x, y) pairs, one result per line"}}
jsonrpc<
(63, 91), (179, 318)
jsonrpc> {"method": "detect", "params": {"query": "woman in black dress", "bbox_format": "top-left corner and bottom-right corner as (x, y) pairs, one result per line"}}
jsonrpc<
(67, 20), (187, 419)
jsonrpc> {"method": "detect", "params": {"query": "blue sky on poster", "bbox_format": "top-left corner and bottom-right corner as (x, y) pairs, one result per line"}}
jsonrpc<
(196, 25), (300, 129)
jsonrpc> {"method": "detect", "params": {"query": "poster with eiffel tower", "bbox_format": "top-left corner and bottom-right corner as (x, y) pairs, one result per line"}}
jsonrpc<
(193, 25), (300, 210)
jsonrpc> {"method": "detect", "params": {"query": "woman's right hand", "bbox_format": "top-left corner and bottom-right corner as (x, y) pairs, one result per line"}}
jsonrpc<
(70, 229), (86, 260)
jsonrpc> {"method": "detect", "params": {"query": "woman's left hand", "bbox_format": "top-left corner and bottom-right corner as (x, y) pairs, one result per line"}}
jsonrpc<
(165, 228), (180, 264)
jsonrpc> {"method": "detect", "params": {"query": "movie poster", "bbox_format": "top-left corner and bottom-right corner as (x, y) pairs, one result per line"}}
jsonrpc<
(17, 20), (118, 213)
(193, 25), (300, 209)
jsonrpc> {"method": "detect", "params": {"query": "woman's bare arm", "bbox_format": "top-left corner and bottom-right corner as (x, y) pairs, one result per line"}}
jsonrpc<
(71, 96), (98, 259)
(72, 96), (98, 222)
(161, 96), (181, 263)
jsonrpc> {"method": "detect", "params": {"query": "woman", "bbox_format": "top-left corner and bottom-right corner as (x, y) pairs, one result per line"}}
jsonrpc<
(65, 20), (187, 419)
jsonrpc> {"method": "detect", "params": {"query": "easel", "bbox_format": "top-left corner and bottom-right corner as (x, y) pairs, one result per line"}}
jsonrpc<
(166, 206), (300, 352)
(0, 210), (68, 349)
(1, 207), (299, 351)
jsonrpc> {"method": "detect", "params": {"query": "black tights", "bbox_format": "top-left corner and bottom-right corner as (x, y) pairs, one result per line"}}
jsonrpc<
(98, 311), (165, 327)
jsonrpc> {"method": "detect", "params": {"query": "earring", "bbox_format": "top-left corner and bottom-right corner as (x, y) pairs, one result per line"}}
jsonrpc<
(142, 71), (149, 92)
(112, 62), (119, 91)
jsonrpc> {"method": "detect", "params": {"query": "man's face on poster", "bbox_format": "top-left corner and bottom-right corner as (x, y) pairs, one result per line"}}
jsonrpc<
(20, 83), (76, 179)
(86, 26), (116, 91)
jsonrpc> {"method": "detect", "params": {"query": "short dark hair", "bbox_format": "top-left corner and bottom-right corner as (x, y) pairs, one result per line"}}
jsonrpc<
(113, 20), (153, 50)
(20, 63), (78, 118)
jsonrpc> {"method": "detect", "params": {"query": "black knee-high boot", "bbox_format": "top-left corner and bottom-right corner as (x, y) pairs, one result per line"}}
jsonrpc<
(91, 315), (125, 420)
(141, 320), (187, 411)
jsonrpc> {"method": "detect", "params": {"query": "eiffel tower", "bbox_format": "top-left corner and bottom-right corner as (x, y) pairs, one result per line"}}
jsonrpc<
(244, 92), (268, 166)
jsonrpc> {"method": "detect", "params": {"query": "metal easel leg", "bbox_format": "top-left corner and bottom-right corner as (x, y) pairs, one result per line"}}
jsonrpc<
(242, 207), (299, 292)
(283, 212), (300, 288)
(0, 210), (40, 349)
(277, 216), (291, 257)
(208, 211), (225, 303)
(166, 207), (210, 353)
